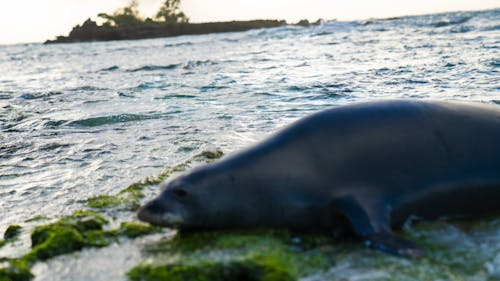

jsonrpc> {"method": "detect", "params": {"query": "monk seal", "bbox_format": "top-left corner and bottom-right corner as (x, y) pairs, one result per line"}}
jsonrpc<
(138, 100), (500, 257)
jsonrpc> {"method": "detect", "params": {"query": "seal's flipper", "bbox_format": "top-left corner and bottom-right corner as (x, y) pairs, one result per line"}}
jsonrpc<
(331, 196), (424, 258)
(364, 233), (424, 258)
(331, 196), (390, 235)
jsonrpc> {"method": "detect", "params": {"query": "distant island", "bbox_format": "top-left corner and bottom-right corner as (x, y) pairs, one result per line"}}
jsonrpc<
(45, 0), (318, 44)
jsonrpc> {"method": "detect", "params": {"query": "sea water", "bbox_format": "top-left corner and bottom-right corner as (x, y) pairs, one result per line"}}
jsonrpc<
(0, 8), (499, 281)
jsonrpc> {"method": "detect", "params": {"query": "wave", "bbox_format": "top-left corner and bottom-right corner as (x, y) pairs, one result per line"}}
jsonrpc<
(164, 41), (194, 48)
(100, 66), (120, 72)
(487, 60), (500, 68)
(431, 16), (472, 28)
(481, 24), (500, 32)
(110, 61), (218, 73)
(154, 94), (197, 100)
(66, 112), (179, 127)
(126, 64), (180, 72)
(18, 91), (63, 100)
(312, 21), (358, 35)
(0, 93), (12, 100)
(220, 38), (239, 43)
(286, 83), (353, 93)
(68, 86), (107, 92)
(68, 114), (157, 127)
(200, 85), (229, 92)
(183, 60), (218, 70)
(449, 26), (474, 34)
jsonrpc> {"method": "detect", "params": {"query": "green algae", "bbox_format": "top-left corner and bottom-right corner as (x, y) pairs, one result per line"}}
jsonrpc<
(87, 194), (140, 210)
(60, 210), (108, 232)
(21, 210), (109, 263)
(0, 209), (162, 280)
(27, 225), (84, 262)
(0, 259), (33, 281)
(118, 222), (162, 238)
(26, 210), (108, 261)
(23, 210), (160, 263)
(4, 226), (22, 241)
(136, 230), (335, 279)
(127, 215), (500, 281)
(84, 230), (118, 248)
(128, 257), (295, 281)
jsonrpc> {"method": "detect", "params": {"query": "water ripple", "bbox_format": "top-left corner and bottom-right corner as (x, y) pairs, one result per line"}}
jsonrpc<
(67, 113), (172, 127)
(126, 64), (180, 72)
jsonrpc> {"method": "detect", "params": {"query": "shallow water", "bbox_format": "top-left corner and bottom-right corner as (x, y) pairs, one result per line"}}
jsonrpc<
(1, 8), (499, 281)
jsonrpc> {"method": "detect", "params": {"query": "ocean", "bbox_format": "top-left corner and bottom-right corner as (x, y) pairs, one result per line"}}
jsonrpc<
(0, 8), (499, 281)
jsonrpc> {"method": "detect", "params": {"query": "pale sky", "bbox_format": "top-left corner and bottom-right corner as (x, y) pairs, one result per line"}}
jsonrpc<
(0, 0), (498, 45)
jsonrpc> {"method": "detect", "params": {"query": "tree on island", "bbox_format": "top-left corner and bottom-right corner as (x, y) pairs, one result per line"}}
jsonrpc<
(98, 0), (143, 27)
(155, 0), (189, 24)
(96, 0), (189, 27)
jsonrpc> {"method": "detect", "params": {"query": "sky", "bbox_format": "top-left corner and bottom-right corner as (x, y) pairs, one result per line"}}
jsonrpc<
(0, 0), (498, 45)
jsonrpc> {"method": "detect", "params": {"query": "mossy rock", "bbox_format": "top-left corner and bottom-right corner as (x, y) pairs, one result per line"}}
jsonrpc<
(0, 259), (33, 281)
(141, 229), (335, 278)
(28, 225), (84, 261)
(84, 230), (119, 248)
(4, 225), (22, 240)
(118, 222), (161, 238)
(22, 209), (160, 264)
(87, 194), (140, 210)
(23, 210), (111, 262)
(59, 210), (108, 232)
(128, 257), (295, 281)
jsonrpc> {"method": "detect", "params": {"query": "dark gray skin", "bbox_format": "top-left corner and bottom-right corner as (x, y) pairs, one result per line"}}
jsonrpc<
(138, 100), (500, 257)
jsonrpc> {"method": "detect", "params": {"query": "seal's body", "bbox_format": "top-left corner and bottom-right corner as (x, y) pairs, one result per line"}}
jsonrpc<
(138, 100), (500, 257)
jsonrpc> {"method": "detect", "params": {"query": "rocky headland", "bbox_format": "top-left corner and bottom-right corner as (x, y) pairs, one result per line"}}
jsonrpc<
(44, 19), (315, 44)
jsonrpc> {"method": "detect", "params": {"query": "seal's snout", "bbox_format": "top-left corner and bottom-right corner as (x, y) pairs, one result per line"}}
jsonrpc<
(137, 199), (185, 227)
(137, 199), (166, 224)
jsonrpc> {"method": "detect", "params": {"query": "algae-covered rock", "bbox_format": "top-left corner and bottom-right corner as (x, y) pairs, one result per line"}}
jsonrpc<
(4, 225), (22, 240)
(0, 259), (33, 281)
(28, 225), (84, 261)
(84, 230), (118, 248)
(128, 258), (295, 281)
(118, 222), (162, 238)
(60, 210), (108, 232)
(87, 194), (140, 210)
(136, 230), (335, 279)
(23, 210), (110, 262)
(22, 209), (161, 265)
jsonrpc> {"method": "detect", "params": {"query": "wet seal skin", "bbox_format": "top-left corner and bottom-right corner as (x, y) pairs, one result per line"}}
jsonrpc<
(138, 100), (500, 258)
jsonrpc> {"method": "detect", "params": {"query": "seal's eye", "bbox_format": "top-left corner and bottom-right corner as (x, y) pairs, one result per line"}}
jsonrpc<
(172, 188), (188, 198)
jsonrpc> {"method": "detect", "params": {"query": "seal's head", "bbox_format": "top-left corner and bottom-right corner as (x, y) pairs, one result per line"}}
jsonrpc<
(137, 164), (255, 229)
